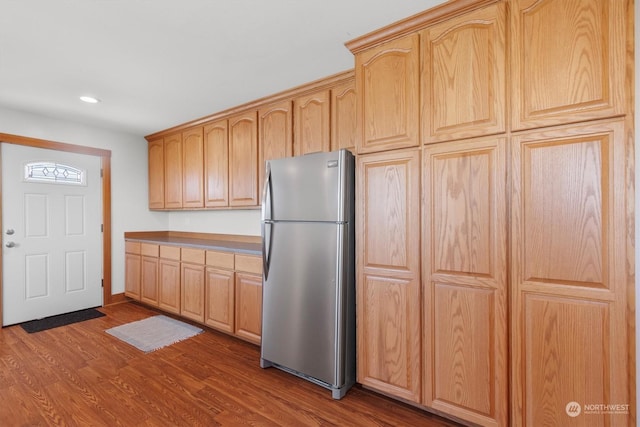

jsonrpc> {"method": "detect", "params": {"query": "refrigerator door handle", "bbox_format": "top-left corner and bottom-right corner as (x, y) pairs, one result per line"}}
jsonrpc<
(262, 163), (273, 280)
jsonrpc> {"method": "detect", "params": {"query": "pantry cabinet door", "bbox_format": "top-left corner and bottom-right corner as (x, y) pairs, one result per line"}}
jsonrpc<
(510, 0), (626, 130)
(423, 137), (508, 427)
(511, 121), (630, 426)
(355, 34), (419, 153)
(356, 149), (421, 403)
(421, 3), (506, 143)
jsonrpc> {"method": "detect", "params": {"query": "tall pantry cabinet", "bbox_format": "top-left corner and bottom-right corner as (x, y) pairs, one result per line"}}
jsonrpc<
(347, 0), (634, 426)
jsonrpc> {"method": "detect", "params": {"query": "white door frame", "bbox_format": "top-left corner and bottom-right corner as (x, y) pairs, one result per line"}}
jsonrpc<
(0, 133), (114, 327)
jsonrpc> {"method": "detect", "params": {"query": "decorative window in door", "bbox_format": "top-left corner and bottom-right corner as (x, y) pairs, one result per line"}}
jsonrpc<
(23, 161), (86, 185)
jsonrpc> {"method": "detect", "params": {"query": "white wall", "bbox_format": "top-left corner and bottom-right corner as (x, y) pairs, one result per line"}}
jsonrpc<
(168, 209), (260, 236)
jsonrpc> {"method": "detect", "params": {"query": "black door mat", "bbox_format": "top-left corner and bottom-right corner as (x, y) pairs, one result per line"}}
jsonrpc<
(19, 308), (105, 333)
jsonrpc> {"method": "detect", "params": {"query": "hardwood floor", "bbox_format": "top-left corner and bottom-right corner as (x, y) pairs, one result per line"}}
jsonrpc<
(0, 302), (461, 426)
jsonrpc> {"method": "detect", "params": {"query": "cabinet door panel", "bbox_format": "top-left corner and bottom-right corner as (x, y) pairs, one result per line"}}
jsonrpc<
(331, 80), (357, 152)
(259, 101), (292, 204)
(511, 121), (630, 426)
(205, 268), (235, 334)
(164, 133), (183, 209)
(511, 0), (625, 130)
(229, 111), (258, 207)
(421, 3), (506, 142)
(140, 256), (159, 306)
(294, 90), (330, 156)
(423, 137), (508, 426)
(148, 138), (164, 209)
(204, 120), (229, 207)
(355, 34), (419, 153)
(159, 259), (180, 314)
(182, 127), (204, 208)
(125, 253), (141, 300)
(356, 149), (421, 403)
(181, 263), (205, 323)
(235, 273), (262, 345)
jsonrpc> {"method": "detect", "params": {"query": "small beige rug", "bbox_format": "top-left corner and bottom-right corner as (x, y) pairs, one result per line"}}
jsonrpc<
(106, 315), (203, 353)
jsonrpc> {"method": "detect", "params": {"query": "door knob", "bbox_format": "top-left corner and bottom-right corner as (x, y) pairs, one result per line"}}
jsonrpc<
(6, 229), (14, 235)
(5, 241), (15, 248)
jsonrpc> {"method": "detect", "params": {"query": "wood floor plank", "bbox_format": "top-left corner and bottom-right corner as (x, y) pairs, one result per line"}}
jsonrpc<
(0, 302), (462, 426)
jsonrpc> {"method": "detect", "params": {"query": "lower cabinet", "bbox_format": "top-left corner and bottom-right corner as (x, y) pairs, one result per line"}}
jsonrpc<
(234, 272), (262, 345)
(158, 246), (181, 315)
(205, 250), (236, 334)
(140, 243), (160, 306)
(124, 240), (263, 345)
(181, 248), (206, 323)
(125, 242), (141, 299)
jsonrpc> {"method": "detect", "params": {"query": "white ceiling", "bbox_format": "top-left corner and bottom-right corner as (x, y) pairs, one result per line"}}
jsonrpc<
(0, 0), (444, 137)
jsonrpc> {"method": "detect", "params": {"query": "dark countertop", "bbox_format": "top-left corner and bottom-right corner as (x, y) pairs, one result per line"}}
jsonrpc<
(124, 232), (261, 256)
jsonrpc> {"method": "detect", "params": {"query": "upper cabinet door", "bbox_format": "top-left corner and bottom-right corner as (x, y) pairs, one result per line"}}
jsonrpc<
(204, 120), (229, 208)
(229, 111), (258, 207)
(331, 79), (357, 153)
(294, 89), (331, 156)
(421, 3), (506, 143)
(259, 100), (292, 204)
(163, 133), (183, 209)
(355, 34), (420, 154)
(182, 127), (204, 208)
(148, 138), (164, 209)
(511, 0), (626, 130)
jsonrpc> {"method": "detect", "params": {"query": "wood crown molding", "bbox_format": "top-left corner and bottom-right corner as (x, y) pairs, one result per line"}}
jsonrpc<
(345, 0), (499, 54)
(145, 69), (355, 141)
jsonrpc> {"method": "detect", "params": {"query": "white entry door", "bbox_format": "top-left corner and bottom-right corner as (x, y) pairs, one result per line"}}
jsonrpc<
(2, 143), (103, 326)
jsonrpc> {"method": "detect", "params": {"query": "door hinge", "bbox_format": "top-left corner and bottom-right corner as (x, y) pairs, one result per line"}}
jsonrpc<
(100, 169), (103, 178)
(101, 224), (103, 232)
(102, 279), (104, 288)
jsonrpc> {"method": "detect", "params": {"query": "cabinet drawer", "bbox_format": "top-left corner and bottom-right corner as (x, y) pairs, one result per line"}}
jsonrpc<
(141, 243), (159, 257)
(235, 254), (262, 275)
(160, 245), (181, 260)
(206, 250), (235, 270)
(181, 247), (205, 264)
(125, 241), (141, 254)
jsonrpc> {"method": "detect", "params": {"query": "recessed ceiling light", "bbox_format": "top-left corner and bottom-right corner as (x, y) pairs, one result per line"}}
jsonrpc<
(80, 96), (101, 104)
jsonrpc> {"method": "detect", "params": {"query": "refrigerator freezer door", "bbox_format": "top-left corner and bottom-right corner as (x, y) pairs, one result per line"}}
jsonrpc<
(266, 150), (351, 223)
(261, 221), (344, 386)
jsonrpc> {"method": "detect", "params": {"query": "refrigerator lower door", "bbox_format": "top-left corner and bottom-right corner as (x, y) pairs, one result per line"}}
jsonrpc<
(261, 221), (344, 387)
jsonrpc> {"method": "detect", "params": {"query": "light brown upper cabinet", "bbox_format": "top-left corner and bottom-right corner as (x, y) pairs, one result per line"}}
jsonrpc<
(182, 127), (204, 208)
(330, 79), (357, 152)
(421, 2), (506, 143)
(147, 138), (164, 209)
(163, 133), (183, 209)
(204, 120), (229, 208)
(259, 100), (292, 203)
(356, 148), (421, 404)
(294, 89), (331, 156)
(354, 34), (420, 153)
(423, 136), (508, 427)
(510, 0), (626, 130)
(510, 120), (630, 426)
(228, 110), (259, 207)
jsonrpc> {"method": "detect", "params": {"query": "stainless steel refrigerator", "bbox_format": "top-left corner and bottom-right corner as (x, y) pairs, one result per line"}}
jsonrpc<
(260, 149), (355, 399)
